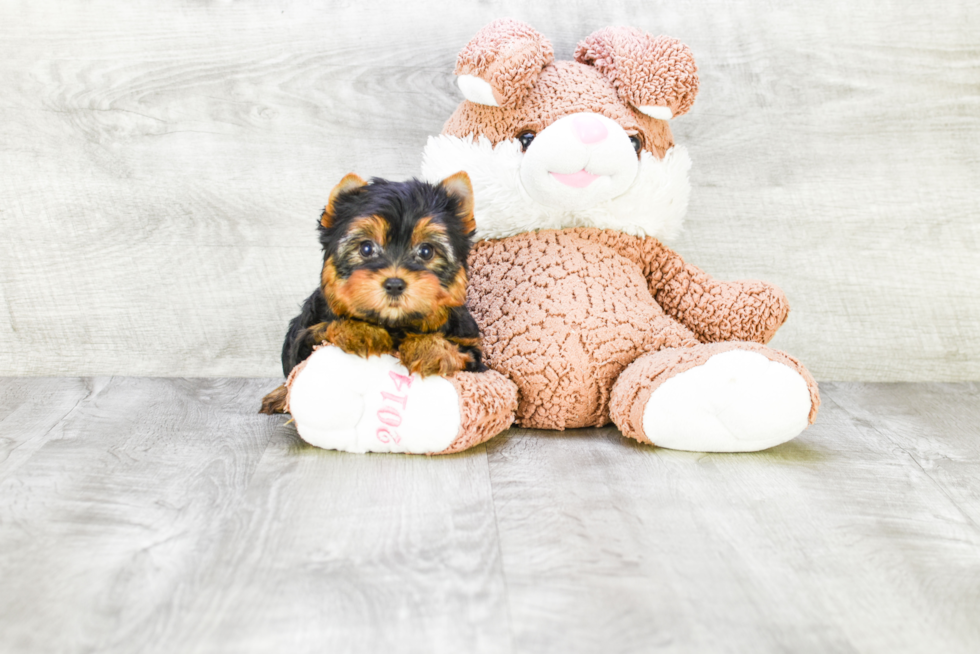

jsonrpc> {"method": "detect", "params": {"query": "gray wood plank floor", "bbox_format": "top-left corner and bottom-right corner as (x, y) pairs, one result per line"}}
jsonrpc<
(0, 378), (978, 654)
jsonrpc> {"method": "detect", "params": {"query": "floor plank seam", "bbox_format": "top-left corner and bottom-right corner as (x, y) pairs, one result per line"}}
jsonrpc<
(827, 391), (980, 534)
(893, 445), (980, 534)
(484, 440), (518, 654)
(241, 418), (289, 495)
(0, 377), (98, 479)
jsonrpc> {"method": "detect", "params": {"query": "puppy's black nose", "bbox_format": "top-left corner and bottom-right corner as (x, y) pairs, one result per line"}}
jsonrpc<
(383, 277), (407, 296)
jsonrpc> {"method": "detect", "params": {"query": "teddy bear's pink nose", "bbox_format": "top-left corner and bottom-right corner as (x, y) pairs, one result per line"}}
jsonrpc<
(572, 114), (607, 144)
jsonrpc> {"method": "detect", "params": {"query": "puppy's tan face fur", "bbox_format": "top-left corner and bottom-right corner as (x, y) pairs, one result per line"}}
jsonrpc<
(321, 214), (469, 332)
(322, 261), (467, 331)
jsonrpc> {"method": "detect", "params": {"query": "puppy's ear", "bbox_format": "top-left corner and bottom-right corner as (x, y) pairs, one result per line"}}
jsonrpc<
(439, 171), (476, 235)
(455, 19), (553, 109)
(321, 173), (367, 228)
(575, 27), (698, 120)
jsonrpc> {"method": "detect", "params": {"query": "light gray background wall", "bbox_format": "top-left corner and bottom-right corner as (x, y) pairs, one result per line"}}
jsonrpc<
(1, 0), (978, 379)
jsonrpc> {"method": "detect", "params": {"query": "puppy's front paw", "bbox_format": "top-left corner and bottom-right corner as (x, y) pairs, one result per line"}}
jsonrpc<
(399, 333), (472, 377)
(325, 320), (393, 358)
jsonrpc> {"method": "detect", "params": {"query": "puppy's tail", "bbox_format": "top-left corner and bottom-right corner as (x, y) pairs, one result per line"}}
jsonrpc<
(259, 384), (289, 414)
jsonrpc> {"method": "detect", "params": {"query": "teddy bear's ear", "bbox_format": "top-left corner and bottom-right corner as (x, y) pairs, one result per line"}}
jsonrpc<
(575, 27), (699, 120)
(321, 173), (367, 228)
(438, 171), (476, 235)
(454, 19), (554, 109)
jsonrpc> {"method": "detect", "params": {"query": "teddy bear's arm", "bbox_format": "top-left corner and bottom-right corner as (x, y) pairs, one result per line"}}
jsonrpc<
(568, 228), (789, 344)
(638, 238), (790, 344)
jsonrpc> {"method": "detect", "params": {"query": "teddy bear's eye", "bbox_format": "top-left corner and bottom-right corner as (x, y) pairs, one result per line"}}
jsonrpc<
(517, 131), (536, 152)
(629, 135), (643, 154)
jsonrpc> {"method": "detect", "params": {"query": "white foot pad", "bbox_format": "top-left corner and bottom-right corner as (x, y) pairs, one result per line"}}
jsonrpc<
(643, 350), (812, 452)
(288, 346), (461, 454)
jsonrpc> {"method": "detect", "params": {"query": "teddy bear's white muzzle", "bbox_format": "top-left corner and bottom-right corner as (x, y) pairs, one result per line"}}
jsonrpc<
(520, 112), (639, 211)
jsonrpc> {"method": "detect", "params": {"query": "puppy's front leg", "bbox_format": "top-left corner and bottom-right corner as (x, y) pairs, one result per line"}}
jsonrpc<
(322, 319), (394, 358)
(399, 333), (472, 377)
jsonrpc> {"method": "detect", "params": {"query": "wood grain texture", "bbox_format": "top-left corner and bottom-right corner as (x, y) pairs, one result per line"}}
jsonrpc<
(162, 436), (510, 654)
(0, 379), (978, 652)
(0, 1), (978, 379)
(0, 376), (508, 654)
(485, 385), (980, 653)
(0, 377), (278, 653)
(0, 377), (95, 476)
(827, 382), (980, 526)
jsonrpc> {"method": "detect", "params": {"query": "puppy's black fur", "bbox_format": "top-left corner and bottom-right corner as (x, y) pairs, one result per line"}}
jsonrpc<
(260, 175), (485, 414)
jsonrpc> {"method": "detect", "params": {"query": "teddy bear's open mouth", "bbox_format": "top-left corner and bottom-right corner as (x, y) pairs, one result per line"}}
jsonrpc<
(550, 170), (601, 188)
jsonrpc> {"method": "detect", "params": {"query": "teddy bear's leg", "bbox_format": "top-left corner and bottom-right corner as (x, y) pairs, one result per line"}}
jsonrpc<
(609, 342), (819, 452)
(284, 345), (518, 455)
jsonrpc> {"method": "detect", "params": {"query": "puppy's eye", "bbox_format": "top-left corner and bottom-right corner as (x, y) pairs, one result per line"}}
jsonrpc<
(359, 241), (376, 258)
(629, 135), (643, 154)
(417, 243), (434, 261)
(517, 131), (536, 152)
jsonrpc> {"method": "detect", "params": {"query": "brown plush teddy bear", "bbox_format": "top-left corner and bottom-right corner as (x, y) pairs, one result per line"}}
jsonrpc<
(284, 19), (819, 454)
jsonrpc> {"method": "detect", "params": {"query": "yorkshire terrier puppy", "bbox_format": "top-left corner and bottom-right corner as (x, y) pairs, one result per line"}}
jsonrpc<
(260, 172), (485, 414)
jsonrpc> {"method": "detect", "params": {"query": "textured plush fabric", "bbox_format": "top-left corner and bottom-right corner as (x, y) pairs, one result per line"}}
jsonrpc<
(466, 228), (813, 430)
(444, 61), (675, 158)
(282, 353), (311, 414)
(467, 229), (699, 429)
(446, 21), (819, 440)
(437, 369), (519, 455)
(575, 27), (699, 118)
(572, 229), (791, 343)
(454, 18), (554, 109)
(284, 344), (516, 455)
(609, 342), (821, 445)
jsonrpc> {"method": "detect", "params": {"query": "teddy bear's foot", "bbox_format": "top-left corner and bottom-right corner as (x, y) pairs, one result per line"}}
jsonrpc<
(284, 345), (517, 454)
(610, 342), (819, 452)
